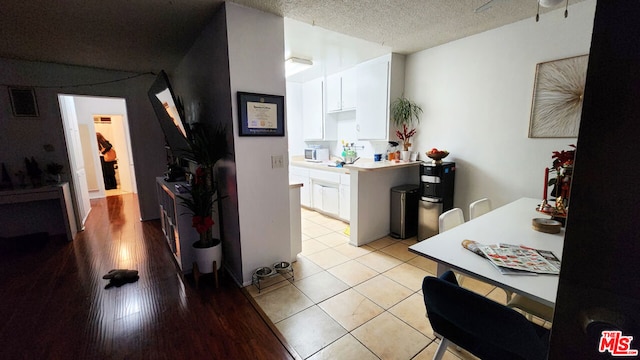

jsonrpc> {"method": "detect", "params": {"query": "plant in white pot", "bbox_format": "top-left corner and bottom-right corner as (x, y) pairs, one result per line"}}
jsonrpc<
(178, 123), (229, 277)
(391, 96), (423, 159)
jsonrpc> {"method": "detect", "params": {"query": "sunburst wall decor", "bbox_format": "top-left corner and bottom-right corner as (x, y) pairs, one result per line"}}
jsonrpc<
(528, 55), (589, 138)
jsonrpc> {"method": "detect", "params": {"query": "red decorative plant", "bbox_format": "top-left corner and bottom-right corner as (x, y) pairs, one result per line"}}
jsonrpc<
(179, 166), (217, 246)
(551, 144), (576, 170)
(176, 123), (229, 248)
(548, 144), (576, 205)
(396, 124), (417, 151)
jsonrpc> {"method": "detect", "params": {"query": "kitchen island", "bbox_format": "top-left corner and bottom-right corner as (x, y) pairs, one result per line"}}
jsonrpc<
(290, 157), (420, 246)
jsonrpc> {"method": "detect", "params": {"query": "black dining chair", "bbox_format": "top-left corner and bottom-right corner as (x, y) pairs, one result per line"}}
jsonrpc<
(422, 271), (550, 360)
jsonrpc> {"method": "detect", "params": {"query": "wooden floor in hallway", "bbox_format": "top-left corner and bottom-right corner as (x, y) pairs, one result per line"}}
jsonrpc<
(0, 193), (295, 360)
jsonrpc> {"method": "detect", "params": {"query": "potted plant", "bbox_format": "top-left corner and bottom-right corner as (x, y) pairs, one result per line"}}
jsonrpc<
(391, 96), (423, 159)
(549, 144), (576, 210)
(46, 162), (64, 183)
(178, 123), (229, 275)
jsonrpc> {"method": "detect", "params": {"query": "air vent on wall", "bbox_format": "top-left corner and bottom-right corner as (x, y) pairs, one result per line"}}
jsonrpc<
(9, 87), (39, 117)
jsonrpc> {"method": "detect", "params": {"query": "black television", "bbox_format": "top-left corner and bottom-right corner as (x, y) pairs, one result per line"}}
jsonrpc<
(148, 70), (193, 161)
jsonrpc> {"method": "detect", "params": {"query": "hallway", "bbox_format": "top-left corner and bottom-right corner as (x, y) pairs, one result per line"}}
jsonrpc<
(0, 194), (294, 359)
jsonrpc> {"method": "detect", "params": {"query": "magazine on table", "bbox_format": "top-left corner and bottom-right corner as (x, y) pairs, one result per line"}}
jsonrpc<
(461, 240), (561, 275)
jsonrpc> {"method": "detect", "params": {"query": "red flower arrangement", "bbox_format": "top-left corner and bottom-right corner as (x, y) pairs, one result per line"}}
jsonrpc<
(396, 124), (417, 151)
(192, 215), (214, 234)
(543, 144), (576, 214)
(178, 165), (217, 246)
(551, 144), (576, 170)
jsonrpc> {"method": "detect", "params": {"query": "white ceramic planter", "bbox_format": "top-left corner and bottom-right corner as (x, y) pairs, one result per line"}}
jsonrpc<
(192, 241), (222, 274)
(401, 150), (411, 161)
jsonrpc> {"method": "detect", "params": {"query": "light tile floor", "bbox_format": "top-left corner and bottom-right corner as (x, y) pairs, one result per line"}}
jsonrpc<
(247, 208), (551, 360)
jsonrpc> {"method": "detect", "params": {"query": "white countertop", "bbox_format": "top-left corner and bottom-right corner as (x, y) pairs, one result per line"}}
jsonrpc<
(344, 158), (421, 171)
(290, 156), (420, 172)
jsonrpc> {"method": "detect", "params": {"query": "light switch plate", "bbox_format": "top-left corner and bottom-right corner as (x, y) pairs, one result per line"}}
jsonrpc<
(271, 155), (284, 168)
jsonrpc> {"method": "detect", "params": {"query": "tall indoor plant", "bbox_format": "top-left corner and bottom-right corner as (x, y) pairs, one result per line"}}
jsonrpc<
(391, 96), (423, 152)
(178, 122), (228, 274)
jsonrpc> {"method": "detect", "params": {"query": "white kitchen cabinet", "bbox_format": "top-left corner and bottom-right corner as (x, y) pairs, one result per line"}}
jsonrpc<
(339, 173), (351, 221)
(326, 73), (342, 112)
(303, 77), (324, 140)
(312, 183), (339, 216)
(309, 169), (341, 217)
(326, 69), (357, 112)
(312, 183), (323, 210)
(289, 166), (310, 207)
(323, 186), (340, 216)
(341, 69), (357, 110)
(356, 53), (405, 140)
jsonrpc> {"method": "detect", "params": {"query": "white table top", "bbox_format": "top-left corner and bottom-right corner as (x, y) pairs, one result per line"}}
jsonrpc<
(409, 197), (564, 307)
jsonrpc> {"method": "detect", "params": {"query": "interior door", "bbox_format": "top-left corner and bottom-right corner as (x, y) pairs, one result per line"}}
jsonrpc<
(58, 95), (91, 229)
(549, 2), (640, 358)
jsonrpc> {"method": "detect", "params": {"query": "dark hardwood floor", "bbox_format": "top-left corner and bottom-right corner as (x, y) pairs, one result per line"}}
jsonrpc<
(0, 193), (297, 359)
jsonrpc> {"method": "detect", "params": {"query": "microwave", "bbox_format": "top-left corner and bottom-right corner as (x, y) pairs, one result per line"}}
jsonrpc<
(304, 148), (329, 162)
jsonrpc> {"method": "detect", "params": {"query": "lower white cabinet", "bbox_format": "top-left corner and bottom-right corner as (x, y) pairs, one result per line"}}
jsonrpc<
(312, 183), (339, 217)
(323, 186), (340, 215)
(309, 169), (341, 217)
(289, 166), (311, 207)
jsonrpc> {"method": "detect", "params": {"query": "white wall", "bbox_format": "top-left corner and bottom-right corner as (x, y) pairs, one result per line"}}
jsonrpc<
(173, 2), (290, 285)
(226, 2), (291, 285)
(404, 0), (597, 216)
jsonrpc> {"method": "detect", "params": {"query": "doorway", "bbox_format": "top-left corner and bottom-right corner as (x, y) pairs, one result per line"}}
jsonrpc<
(58, 94), (138, 230)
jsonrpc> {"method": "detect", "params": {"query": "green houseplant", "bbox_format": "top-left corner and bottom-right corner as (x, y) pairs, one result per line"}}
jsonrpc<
(391, 96), (423, 151)
(177, 122), (229, 274)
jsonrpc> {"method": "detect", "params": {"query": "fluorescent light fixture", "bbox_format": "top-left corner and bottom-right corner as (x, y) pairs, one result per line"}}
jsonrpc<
(285, 57), (313, 76)
(539, 0), (563, 7)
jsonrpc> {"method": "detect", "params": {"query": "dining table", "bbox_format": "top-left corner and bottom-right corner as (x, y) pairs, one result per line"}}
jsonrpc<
(408, 197), (564, 308)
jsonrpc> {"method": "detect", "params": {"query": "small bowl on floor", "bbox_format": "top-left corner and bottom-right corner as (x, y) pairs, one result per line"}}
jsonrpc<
(254, 266), (274, 278)
(273, 261), (291, 273)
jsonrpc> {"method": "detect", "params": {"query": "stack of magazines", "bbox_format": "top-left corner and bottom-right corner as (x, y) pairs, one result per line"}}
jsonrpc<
(461, 240), (561, 275)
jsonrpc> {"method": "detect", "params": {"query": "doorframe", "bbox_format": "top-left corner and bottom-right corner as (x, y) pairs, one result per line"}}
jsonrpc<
(58, 94), (138, 230)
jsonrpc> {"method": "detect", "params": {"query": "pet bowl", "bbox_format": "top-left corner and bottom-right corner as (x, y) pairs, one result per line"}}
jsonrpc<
(273, 261), (291, 273)
(254, 266), (275, 278)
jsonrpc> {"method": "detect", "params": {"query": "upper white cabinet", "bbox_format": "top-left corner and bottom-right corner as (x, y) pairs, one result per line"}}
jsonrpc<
(303, 77), (337, 140)
(326, 69), (357, 112)
(302, 77), (324, 140)
(355, 53), (405, 140)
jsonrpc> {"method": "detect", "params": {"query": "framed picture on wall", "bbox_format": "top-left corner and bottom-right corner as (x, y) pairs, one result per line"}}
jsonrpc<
(528, 55), (589, 138)
(237, 92), (285, 136)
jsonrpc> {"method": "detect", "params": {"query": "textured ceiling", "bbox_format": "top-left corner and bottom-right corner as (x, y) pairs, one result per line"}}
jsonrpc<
(0, 0), (585, 73)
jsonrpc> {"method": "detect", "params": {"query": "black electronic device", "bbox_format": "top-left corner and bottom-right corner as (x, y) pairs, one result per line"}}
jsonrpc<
(418, 161), (456, 240)
(164, 163), (186, 182)
(420, 161), (456, 211)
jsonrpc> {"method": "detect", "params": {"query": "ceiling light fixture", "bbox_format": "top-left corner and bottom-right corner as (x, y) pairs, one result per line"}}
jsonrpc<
(539, 0), (563, 7)
(285, 57), (313, 77)
(536, 0), (569, 22)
